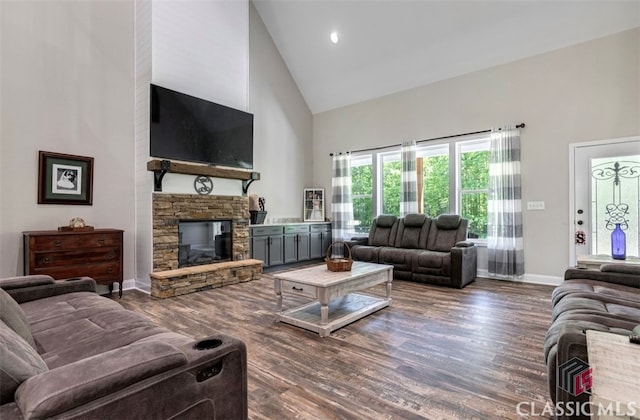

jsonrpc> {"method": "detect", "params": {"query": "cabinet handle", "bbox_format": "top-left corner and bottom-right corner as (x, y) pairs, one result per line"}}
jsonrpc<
(107, 267), (113, 273)
(97, 239), (105, 245)
(292, 286), (303, 292)
(53, 240), (62, 247)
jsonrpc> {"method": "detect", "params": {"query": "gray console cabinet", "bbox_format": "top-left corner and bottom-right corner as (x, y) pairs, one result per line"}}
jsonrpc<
(250, 225), (284, 267)
(251, 223), (330, 268)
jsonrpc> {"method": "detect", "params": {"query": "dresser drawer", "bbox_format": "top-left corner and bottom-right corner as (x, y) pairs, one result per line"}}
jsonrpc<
(32, 261), (121, 283)
(29, 233), (121, 251)
(279, 280), (317, 299)
(33, 246), (120, 269)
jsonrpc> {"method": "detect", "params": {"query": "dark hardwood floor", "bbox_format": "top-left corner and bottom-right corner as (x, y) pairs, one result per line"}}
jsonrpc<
(119, 268), (555, 419)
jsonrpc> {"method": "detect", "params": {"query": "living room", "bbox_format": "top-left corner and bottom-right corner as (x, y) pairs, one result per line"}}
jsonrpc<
(1, 0), (639, 419)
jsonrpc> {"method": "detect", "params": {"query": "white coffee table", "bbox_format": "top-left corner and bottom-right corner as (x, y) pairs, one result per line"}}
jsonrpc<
(273, 262), (393, 337)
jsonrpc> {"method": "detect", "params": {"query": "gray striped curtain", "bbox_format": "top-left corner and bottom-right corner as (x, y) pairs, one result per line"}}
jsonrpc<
(400, 141), (418, 216)
(488, 125), (524, 277)
(331, 153), (354, 249)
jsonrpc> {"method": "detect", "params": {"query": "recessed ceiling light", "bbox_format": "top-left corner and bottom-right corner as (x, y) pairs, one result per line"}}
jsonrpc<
(330, 31), (339, 44)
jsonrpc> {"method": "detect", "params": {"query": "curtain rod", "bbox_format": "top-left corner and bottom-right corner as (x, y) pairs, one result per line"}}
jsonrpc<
(329, 123), (525, 156)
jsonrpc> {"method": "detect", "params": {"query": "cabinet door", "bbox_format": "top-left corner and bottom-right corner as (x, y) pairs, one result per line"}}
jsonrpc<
(283, 234), (298, 264)
(297, 233), (310, 261)
(310, 232), (323, 259)
(321, 230), (333, 258)
(251, 236), (269, 266)
(269, 235), (284, 266)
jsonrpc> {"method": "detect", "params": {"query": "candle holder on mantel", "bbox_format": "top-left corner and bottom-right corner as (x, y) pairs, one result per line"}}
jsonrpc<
(249, 195), (267, 225)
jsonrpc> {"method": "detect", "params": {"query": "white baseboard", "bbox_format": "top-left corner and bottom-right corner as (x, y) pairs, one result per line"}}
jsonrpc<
(477, 269), (562, 286)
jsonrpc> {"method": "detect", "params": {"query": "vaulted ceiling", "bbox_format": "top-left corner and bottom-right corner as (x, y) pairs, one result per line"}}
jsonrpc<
(253, 0), (640, 114)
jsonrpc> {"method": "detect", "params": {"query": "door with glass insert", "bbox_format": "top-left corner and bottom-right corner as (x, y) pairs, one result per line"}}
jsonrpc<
(572, 137), (640, 264)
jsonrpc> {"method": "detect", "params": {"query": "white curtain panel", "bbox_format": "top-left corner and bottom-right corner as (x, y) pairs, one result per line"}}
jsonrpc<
(331, 153), (354, 255)
(487, 125), (525, 277)
(400, 140), (418, 216)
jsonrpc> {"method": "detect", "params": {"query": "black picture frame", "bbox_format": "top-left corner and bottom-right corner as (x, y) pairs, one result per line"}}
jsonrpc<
(38, 151), (94, 205)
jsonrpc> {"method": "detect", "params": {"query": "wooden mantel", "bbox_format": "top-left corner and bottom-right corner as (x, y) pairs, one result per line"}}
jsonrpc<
(147, 159), (260, 193)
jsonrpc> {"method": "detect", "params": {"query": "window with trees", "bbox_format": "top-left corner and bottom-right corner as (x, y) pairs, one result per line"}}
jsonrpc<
(350, 135), (490, 241)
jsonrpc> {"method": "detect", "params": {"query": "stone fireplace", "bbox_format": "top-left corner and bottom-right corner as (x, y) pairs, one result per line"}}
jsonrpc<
(151, 193), (261, 298)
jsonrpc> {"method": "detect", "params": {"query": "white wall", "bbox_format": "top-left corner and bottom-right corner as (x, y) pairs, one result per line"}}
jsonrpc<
(248, 2), (313, 222)
(134, 0), (250, 290)
(313, 28), (640, 282)
(0, 0), (135, 278)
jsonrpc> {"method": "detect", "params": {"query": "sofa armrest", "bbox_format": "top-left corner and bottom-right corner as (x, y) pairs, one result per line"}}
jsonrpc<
(16, 340), (187, 419)
(5, 277), (97, 304)
(450, 244), (477, 288)
(0, 275), (55, 290)
(564, 268), (640, 289)
(455, 241), (474, 248)
(15, 334), (247, 420)
(347, 237), (368, 246)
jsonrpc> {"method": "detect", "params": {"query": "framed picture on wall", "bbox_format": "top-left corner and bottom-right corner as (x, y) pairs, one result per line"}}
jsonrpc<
(38, 151), (94, 205)
(304, 188), (324, 222)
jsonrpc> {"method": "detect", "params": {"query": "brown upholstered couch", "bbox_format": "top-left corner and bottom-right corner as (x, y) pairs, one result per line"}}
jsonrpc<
(544, 265), (640, 419)
(347, 214), (477, 288)
(0, 275), (247, 420)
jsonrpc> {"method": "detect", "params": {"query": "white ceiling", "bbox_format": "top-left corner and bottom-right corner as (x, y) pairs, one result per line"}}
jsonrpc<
(253, 0), (640, 114)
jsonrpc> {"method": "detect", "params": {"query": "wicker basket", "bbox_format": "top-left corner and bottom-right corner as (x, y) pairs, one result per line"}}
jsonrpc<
(325, 241), (353, 272)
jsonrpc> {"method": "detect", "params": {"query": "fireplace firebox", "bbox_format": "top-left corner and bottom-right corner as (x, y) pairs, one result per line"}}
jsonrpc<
(178, 219), (232, 267)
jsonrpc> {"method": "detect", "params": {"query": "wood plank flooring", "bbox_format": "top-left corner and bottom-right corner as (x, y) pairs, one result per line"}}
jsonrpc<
(118, 267), (555, 419)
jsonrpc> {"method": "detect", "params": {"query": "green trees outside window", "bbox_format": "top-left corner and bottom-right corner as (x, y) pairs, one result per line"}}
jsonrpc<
(350, 138), (490, 239)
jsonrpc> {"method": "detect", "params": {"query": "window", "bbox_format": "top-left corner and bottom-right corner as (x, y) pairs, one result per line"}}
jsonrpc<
(458, 140), (490, 239)
(349, 134), (490, 242)
(351, 154), (373, 234)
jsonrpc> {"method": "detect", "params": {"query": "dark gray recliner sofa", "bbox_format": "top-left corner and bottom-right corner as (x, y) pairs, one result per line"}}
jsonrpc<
(348, 213), (477, 288)
(0, 275), (247, 420)
(544, 265), (640, 419)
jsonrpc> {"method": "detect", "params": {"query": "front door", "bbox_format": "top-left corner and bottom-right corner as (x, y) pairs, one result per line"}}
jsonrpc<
(571, 137), (640, 265)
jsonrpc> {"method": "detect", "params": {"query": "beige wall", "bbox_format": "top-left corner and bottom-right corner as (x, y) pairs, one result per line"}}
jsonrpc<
(313, 28), (640, 281)
(0, 1), (135, 278)
(248, 2), (313, 221)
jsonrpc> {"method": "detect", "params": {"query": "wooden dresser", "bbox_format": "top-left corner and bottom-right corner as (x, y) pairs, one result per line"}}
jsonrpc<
(23, 229), (124, 297)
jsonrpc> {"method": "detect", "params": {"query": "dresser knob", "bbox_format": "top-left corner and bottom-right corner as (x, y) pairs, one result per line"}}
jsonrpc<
(106, 252), (115, 259)
(107, 268), (113, 273)
(53, 240), (62, 247)
(42, 257), (51, 264)
(97, 239), (105, 245)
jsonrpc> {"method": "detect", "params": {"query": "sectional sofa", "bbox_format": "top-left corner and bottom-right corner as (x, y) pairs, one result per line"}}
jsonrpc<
(348, 213), (477, 288)
(544, 265), (640, 419)
(0, 275), (247, 420)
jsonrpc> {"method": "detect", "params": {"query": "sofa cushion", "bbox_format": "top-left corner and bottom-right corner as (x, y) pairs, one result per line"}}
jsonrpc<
(601, 263), (640, 276)
(375, 215), (397, 228)
(0, 320), (48, 403)
(435, 214), (461, 230)
(403, 213), (426, 227)
(370, 216), (398, 247)
(0, 288), (36, 349)
(350, 245), (380, 263)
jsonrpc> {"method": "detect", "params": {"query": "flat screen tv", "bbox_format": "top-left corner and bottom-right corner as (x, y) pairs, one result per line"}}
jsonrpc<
(150, 84), (253, 169)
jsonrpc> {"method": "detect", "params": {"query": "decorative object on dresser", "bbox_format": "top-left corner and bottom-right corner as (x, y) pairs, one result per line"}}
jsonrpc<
(57, 217), (94, 232)
(23, 229), (124, 297)
(37, 151), (94, 205)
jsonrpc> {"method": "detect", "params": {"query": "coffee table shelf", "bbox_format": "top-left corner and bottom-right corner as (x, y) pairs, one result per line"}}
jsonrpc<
(273, 262), (393, 337)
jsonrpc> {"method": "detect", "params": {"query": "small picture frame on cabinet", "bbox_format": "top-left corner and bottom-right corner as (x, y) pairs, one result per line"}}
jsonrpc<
(38, 151), (94, 205)
(304, 188), (324, 222)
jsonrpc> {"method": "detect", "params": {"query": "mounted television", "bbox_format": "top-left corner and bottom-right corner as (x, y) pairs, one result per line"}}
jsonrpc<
(150, 84), (253, 169)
